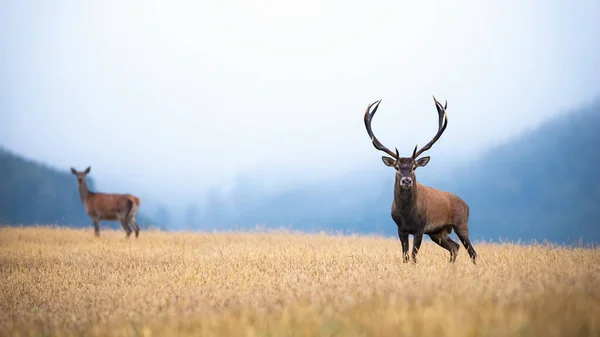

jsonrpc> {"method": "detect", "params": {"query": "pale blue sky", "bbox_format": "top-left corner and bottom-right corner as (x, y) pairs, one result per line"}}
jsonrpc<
(1, 0), (599, 206)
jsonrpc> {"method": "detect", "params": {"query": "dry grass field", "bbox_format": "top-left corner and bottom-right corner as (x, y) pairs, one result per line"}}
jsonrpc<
(0, 226), (598, 337)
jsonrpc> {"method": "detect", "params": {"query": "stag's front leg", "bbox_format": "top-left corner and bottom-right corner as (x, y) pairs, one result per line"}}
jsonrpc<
(412, 231), (424, 263)
(397, 228), (410, 263)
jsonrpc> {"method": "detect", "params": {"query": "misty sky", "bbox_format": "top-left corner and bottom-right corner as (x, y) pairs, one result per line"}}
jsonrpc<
(1, 0), (600, 204)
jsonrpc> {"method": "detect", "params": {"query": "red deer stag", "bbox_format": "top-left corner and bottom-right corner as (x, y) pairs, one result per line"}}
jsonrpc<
(363, 96), (477, 264)
(70, 166), (141, 238)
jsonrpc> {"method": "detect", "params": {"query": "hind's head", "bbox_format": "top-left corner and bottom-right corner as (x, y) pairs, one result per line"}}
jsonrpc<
(70, 166), (91, 184)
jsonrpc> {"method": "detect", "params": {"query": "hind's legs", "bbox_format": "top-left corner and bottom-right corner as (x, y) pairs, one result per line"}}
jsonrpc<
(119, 217), (132, 238)
(455, 224), (477, 264)
(93, 218), (100, 237)
(129, 217), (140, 238)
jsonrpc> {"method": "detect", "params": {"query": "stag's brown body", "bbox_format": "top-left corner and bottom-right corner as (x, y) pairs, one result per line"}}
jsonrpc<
(71, 167), (141, 238)
(393, 182), (469, 234)
(364, 97), (477, 264)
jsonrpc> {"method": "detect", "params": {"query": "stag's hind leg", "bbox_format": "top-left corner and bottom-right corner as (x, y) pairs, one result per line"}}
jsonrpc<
(455, 223), (477, 264)
(428, 228), (460, 262)
(445, 237), (460, 263)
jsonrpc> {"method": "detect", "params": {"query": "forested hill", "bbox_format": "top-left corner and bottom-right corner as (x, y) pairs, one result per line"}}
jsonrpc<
(436, 99), (600, 243)
(0, 148), (157, 229)
(193, 98), (600, 244)
(3, 97), (598, 244)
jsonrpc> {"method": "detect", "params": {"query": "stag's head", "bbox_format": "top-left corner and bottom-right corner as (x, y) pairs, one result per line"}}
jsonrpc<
(70, 166), (91, 184)
(364, 96), (448, 189)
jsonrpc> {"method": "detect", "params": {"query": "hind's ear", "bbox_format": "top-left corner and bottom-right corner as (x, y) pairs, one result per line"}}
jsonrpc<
(70, 168), (77, 175)
(84, 166), (91, 174)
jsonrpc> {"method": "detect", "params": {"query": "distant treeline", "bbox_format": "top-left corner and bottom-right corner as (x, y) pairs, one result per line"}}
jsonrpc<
(2, 98), (600, 244)
(0, 148), (158, 229)
(438, 101), (600, 244)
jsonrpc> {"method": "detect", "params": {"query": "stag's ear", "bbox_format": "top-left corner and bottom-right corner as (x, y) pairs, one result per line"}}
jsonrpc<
(415, 156), (430, 167)
(84, 166), (91, 174)
(70, 168), (77, 175)
(382, 156), (396, 167)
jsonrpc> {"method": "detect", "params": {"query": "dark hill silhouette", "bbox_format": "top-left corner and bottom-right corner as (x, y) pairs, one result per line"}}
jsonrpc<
(3, 97), (598, 244)
(0, 148), (158, 230)
(439, 99), (600, 243)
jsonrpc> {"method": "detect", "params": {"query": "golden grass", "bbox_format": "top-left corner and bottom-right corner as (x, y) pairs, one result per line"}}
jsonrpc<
(0, 226), (598, 337)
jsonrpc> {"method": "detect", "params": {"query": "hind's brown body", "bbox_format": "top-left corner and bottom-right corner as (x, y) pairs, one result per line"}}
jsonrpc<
(84, 193), (140, 220)
(71, 167), (141, 238)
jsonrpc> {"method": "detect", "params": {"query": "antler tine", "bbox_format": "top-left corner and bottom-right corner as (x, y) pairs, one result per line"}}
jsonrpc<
(412, 96), (449, 159)
(432, 95), (446, 132)
(364, 99), (398, 159)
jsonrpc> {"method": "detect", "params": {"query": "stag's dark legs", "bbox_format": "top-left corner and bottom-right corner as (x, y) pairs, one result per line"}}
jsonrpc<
(412, 231), (424, 263)
(455, 224), (477, 264)
(397, 227), (410, 263)
(428, 232), (460, 262)
(445, 237), (460, 263)
(92, 218), (100, 237)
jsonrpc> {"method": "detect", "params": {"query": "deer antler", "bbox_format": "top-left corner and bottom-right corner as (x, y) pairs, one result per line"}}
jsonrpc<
(364, 99), (398, 159)
(412, 96), (448, 159)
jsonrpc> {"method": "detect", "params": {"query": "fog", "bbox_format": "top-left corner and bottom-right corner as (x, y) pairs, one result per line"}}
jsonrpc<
(2, 0), (600, 218)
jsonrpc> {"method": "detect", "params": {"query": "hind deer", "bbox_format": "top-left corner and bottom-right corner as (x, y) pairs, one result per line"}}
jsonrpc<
(363, 96), (477, 264)
(70, 166), (141, 238)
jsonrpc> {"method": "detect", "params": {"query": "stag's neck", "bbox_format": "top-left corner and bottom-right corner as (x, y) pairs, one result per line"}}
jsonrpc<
(393, 177), (419, 211)
(78, 180), (91, 204)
